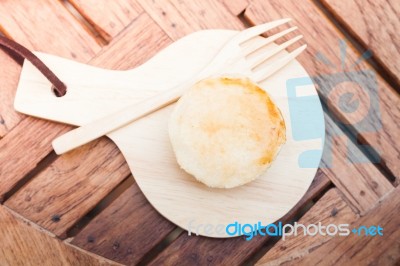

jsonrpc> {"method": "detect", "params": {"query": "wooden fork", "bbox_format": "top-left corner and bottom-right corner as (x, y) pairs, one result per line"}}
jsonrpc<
(52, 18), (306, 155)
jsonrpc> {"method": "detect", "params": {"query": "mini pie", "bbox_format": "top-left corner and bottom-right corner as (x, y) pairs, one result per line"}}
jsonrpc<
(169, 76), (286, 188)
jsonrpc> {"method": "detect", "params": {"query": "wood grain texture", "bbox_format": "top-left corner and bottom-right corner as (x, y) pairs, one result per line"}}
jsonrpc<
(67, 0), (143, 41)
(256, 188), (358, 265)
(0, 0), (101, 138)
(321, 0), (400, 86)
(71, 180), (176, 265)
(0, 118), (69, 202)
(219, 0), (250, 15)
(4, 13), (172, 236)
(5, 137), (130, 237)
(244, 0), (400, 183)
(137, 0), (244, 40)
(0, 51), (23, 137)
(89, 14), (171, 70)
(147, 171), (330, 265)
(295, 185), (400, 265)
(322, 113), (393, 214)
(0, 0), (100, 61)
(0, 206), (118, 266)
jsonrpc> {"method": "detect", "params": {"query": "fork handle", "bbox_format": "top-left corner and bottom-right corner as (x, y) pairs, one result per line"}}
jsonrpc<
(52, 81), (190, 155)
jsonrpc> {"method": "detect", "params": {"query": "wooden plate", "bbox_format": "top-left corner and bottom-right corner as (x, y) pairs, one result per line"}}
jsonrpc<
(15, 29), (325, 238)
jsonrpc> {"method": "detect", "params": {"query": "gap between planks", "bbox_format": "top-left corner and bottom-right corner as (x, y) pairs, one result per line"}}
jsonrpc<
(136, 227), (184, 266)
(0, 151), (58, 203)
(243, 193), (324, 265)
(0, 205), (120, 265)
(255, 187), (360, 265)
(66, 175), (134, 238)
(320, 100), (397, 186)
(244, 177), (335, 265)
(315, 0), (400, 95)
(60, 0), (109, 46)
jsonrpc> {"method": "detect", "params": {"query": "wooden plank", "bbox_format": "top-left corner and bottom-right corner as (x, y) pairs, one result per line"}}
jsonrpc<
(295, 185), (400, 265)
(0, 0), (100, 61)
(0, 0), (101, 138)
(256, 188), (358, 265)
(321, 0), (400, 86)
(71, 180), (176, 265)
(322, 113), (393, 214)
(4, 13), (172, 236)
(67, 0), (143, 41)
(137, 0), (244, 41)
(244, 0), (400, 183)
(0, 206), (118, 265)
(147, 171), (330, 265)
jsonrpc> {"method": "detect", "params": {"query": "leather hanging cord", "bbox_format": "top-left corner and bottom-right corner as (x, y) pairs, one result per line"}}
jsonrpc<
(0, 35), (67, 96)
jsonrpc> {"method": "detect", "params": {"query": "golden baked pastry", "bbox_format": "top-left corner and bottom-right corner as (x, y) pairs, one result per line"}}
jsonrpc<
(169, 76), (286, 188)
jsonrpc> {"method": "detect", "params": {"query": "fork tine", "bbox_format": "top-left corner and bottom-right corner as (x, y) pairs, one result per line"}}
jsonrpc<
(236, 18), (292, 44)
(248, 35), (303, 68)
(252, 44), (307, 82)
(242, 26), (298, 55)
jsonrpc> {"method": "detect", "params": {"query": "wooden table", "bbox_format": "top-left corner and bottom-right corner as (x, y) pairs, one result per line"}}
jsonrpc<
(0, 0), (399, 265)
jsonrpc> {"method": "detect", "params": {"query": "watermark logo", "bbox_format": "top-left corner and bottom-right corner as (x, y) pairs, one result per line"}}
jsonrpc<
(187, 219), (384, 241)
(287, 40), (381, 168)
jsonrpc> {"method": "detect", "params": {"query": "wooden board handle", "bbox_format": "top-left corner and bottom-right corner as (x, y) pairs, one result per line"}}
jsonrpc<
(52, 83), (188, 155)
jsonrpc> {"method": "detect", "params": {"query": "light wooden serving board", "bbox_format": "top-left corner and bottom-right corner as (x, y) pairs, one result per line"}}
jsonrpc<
(14, 29), (324, 238)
